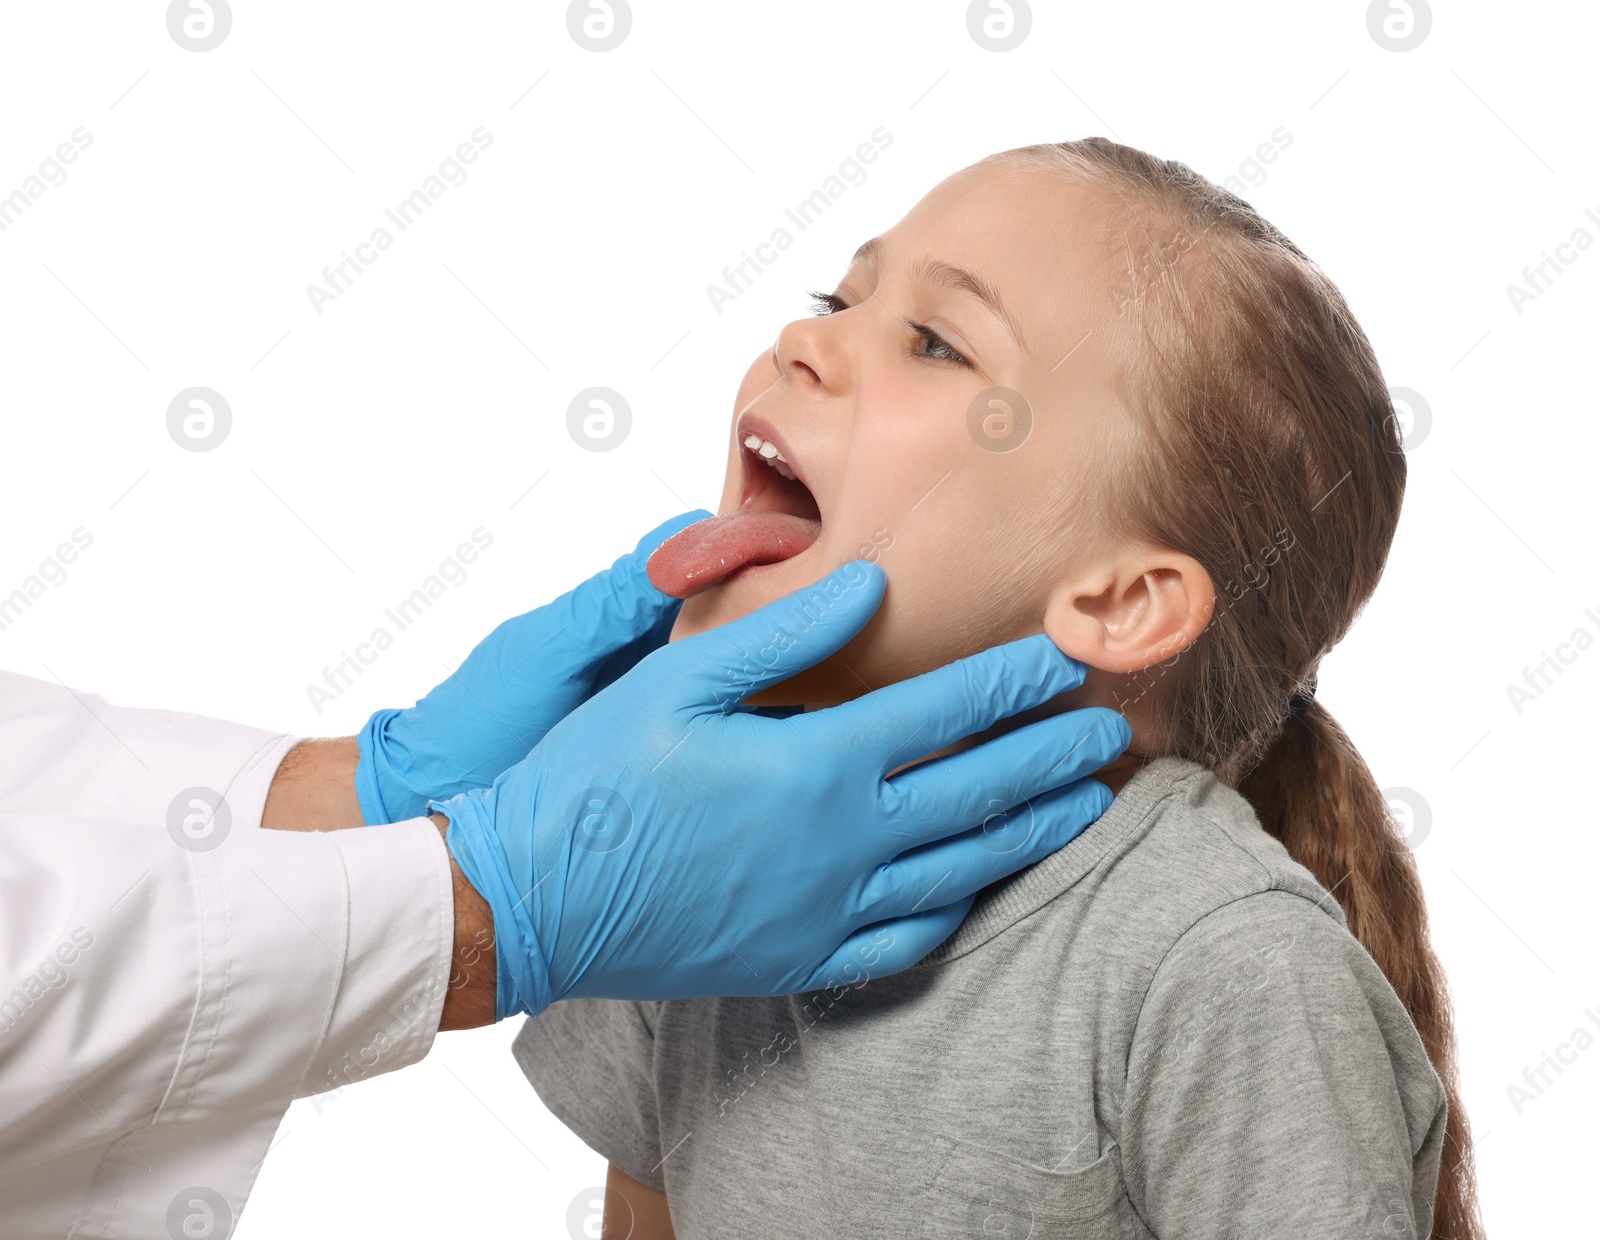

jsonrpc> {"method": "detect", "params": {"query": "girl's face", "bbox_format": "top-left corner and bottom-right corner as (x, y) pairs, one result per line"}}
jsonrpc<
(670, 161), (1152, 705)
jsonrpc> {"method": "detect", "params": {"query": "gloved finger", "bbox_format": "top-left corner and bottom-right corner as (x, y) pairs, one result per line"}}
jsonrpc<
(796, 633), (1088, 775)
(883, 707), (1129, 844)
(590, 621), (681, 695)
(666, 560), (886, 709)
(515, 509), (712, 685)
(796, 895), (975, 993)
(854, 779), (1113, 924)
(561, 508), (712, 644)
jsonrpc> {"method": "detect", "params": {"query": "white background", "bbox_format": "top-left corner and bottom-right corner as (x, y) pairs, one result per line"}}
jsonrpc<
(1, 0), (1595, 1235)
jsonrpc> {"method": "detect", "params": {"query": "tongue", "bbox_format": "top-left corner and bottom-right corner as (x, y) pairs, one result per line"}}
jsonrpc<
(647, 510), (820, 599)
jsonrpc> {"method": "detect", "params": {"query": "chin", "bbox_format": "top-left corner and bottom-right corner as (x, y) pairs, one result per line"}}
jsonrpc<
(669, 545), (826, 641)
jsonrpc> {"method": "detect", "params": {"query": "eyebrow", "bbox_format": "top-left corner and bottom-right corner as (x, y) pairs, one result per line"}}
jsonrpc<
(850, 236), (1027, 352)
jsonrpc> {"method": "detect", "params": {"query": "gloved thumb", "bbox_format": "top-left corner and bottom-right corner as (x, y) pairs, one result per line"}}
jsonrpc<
(534, 509), (713, 674)
(665, 560), (886, 711)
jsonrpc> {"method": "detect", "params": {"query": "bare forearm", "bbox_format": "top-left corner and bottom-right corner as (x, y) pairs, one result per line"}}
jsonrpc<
(607, 1164), (676, 1239)
(433, 811), (498, 1030)
(261, 736), (366, 830)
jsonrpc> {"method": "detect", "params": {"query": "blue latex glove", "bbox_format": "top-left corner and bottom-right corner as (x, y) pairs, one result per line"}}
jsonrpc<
(355, 510), (711, 824)
(430, 560), (1131, 1019)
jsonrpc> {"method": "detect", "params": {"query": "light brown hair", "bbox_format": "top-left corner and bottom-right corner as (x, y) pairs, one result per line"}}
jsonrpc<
(988, 137), (1481, 1239)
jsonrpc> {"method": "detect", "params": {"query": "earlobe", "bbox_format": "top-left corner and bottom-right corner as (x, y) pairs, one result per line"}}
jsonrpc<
(1042, 551), (1215, 675)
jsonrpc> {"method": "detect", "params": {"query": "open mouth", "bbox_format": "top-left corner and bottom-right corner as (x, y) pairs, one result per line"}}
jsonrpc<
(736, 419), (822, 525)
(646, 415), (823, 599)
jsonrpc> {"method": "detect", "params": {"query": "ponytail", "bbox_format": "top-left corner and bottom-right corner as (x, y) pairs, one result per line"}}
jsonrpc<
(1239, 703), (1482, 1240)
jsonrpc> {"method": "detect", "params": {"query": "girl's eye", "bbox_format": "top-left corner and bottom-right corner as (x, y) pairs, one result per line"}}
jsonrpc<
(807, 289), (848, 316)
(803, 289), (973, 369)
(904, 320), (972, 369)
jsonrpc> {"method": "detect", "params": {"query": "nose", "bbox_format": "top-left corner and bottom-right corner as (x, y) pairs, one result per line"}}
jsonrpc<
(771, 307), (855, 395)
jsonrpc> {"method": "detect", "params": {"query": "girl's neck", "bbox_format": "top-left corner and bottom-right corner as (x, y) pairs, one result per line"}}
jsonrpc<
(1094, 751), (1146, 796)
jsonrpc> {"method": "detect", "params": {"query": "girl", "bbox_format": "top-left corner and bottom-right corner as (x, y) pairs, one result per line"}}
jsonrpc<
(518, 138), (1480, 1239)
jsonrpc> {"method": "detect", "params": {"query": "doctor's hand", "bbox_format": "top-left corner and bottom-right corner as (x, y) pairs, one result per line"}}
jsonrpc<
(353, 510), (712, 824)
(428, 561), (1131, 1021)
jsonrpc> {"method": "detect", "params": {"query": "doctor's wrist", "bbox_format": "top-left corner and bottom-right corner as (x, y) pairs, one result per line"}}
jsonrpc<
(433, 812), (498, 1030)
(262, 736), (366, 831)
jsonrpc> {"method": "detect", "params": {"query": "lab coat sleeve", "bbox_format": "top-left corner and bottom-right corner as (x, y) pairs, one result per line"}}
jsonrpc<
(0, 669), (297, 829)
(0, 673), (456, 1238)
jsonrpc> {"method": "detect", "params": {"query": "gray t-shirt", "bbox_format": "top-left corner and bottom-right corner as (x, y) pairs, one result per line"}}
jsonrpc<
(514, 756), (1447, 1238)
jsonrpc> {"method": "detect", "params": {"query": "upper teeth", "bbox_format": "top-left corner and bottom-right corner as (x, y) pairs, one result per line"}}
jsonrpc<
(744, 433), (795, 479)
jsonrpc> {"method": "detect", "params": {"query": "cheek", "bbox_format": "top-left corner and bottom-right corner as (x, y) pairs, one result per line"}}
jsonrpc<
(822, 371), (972, 538)
(714, 438), (741, 512)
(812, 387), (1051, 678)
(864, 475), (1047, 657)
(715, 353), (782, 509)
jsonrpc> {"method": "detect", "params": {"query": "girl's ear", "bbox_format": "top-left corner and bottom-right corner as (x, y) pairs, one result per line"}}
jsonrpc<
(1042, 547), (1215, 674)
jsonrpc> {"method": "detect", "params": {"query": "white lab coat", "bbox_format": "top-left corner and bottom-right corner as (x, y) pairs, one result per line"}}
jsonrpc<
(0, 672), (454, 1238)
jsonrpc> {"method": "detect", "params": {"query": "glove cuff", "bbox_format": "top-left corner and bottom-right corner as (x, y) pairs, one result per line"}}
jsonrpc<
(355, 709), (411, 825)
(430, 790), (554, 1021)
